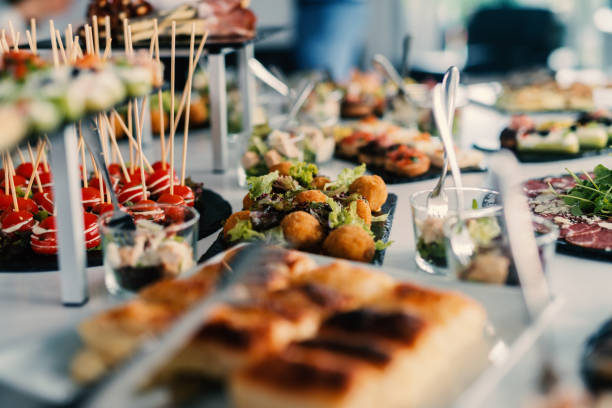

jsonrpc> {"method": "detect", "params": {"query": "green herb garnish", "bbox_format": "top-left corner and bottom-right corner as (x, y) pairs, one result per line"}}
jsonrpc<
(247, 171), (279, 199)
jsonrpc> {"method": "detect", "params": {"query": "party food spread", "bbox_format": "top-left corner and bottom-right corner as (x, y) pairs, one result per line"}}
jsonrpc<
(524, 164), (612, 254)
(70, 247), (487, 408)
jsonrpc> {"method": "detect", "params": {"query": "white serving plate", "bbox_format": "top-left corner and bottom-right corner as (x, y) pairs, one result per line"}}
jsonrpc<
(0, 248), (561, 407)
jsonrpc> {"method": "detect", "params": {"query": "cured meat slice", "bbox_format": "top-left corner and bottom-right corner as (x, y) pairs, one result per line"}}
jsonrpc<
(545, 176), (576, 192)
(523, 179), (549, 197)
(563, 223), (601, 238)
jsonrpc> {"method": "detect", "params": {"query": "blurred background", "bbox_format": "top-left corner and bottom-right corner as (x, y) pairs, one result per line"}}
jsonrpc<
(2, 0), (612, 81)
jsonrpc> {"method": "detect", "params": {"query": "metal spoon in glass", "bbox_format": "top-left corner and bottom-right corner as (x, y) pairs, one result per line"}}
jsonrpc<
(371, 53), (416, 105)
(432, 83), (474, 265)
(425, 66), (460, 218)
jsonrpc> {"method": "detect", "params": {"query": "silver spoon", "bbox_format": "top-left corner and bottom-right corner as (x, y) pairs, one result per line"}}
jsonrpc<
(83, 119), (135, 230)
(400, 34), (412, 78)
(371, 53), (416, 105)
(281, 78), (316, 131)
(248, 58), (290, 98)
(425, 66), (460, 218)
(432, 83), (474, 265)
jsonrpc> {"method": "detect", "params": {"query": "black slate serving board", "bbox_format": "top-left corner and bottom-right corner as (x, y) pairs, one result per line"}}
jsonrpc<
(199, 193), (398, 266)
(334, 155), (487, 184)
(0, 188), (232, 273)
(474, 144), (612, 163)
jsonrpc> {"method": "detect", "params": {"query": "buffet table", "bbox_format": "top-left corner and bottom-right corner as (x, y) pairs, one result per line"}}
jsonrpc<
(0, 104), (609, 407)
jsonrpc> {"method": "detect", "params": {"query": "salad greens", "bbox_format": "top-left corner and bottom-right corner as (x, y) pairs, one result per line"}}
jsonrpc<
(323, 163), (366, 194)
(559, 164), (612, 217)
(289, 162), (318, 187)
(247, 171), (279, 199)
(227, 219), (265, 242)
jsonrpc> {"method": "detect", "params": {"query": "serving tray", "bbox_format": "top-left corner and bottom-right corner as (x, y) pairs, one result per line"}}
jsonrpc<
(199, 193), (397, 265)
(473, 143), (612, 163)
(0, 249), (561, 407)
(334, 155), (487, 184)
(0, 187), (232, 273)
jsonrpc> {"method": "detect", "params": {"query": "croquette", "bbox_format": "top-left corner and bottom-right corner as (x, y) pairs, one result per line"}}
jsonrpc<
(355, 199), (372, 226)
(269, 162), (292, 176)
(294, 190), (327, 205)
(223, 211), (251, 240)
(349, 175), (387, 212)
(281, 211), (325, 250)
(323, 225), (375, 263)
(243, 193), (254, 210)
(312, 176), (331, 190)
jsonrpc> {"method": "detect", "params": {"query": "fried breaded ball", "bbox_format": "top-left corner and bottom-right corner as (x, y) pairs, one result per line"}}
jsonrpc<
(269, 162), (292, 176)
(281, 211), (325, 250)
(323, 225), (375, 263)
(294, 189), (327, 205)
(349, 175), (387, 212)
(312, 176), (331, 190)
(356, 199), (372, 226)
(223, 211), (251, 240)
(243, 193), (254, 210)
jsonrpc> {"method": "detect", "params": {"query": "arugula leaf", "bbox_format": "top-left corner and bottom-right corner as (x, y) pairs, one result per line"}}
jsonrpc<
(560, 164), (611, 218)
(247, 171), (279, 199)
(324, 164), (366, 194)
(289, 162), (318, 187)
(34, 210), (50, 222)
(226, 219), (265, 242)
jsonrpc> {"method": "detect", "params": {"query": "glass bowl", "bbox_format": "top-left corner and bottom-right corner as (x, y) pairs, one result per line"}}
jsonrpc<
(99, 203), (199, 295)
(409, 187), (501, 274)
(444, 209), (559, 285)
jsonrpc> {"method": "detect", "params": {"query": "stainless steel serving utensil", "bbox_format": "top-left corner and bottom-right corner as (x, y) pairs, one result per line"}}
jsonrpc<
(281, 78), (316, 131)
(248, 58), (290, 98)
(84, 244), (267, 408)
(432, 83), (474, 265)
(426, 66), (460, 218)
(371, 53), (416, 105)
(83, 119), (135, 230)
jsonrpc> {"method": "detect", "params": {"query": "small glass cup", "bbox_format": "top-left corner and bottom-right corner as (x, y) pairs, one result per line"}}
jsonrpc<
(444, 210), (559, 285)
(409, 187), (501, 274)
(99, 203), (200, 296)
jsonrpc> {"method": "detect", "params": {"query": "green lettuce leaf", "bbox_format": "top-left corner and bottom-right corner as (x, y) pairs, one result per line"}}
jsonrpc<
(226, 219), (265, 242)
(247, 171), (280, 199)
(289, 162), (318, 187)
(375, 240), (393, 251)
(327, 198), (370, 234)
(324, 163), (366, 194)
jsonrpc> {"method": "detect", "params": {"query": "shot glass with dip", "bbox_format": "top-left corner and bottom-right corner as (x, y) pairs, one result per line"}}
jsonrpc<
(99, 203), (199, 296)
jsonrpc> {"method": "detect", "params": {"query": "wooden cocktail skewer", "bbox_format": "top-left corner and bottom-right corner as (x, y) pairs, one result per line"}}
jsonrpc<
(127, 103), (134, 172)
(8, 21), (16, 49)
(16, 148), (26, 164)
(92, 15), (100, 57)
(65, 24), (73, 62)
(24, 142), (45, 199)
(30, 19), (37, 54)
(49, 20), (59, 67)
(180, 23), (196, 186)
(133, 101), (147, 198)
(78, 123), (88, 188)
(170, 32), (209, 137)
(6, 155), (19, 211)
(152, 20), (166, 169)
(103, 16), (112, 60)
(26, 31), (34, 54)
(41, 142), (49, 172)
(169, 21), (176, 195)
(110, 110), (153, 172)
(85, 25), (93, 55)
(3, 153), (9, 195)
(103, 115), (131, 183)
(12, 33), (20, 51)
(55, 30), (68, 65)
(0, 30), (8, 53)
(26, 143), (43, 193)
